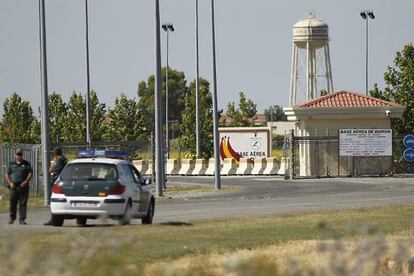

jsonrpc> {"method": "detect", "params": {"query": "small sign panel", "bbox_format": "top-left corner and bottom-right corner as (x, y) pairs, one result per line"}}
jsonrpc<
(339, 129), (392, 156)
(403, 134), (414, 148)
(403, 149), (414, 162)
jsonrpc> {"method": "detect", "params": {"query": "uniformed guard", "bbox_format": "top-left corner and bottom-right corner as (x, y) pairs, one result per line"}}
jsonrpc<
(5, 149), (33, 225)
(44, 147), (67, 226)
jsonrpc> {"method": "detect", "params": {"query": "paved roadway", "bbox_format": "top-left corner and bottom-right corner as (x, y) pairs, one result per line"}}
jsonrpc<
(1, 176), (414, 235)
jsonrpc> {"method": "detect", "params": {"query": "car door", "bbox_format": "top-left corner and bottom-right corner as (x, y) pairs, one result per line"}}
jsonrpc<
(130, 165), (150, 214)
(120, 164), (140, 215)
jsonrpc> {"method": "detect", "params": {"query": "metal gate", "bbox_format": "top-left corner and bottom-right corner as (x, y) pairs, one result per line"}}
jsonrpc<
(1, 143), (41, 195)
(283, 131), (397, 179)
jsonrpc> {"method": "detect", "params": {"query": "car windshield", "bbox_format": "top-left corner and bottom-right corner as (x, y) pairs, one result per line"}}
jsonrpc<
(60, 163), (118, 180)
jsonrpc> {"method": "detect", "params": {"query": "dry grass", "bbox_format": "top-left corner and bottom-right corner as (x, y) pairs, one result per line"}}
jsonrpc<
(144, 233), (414, 276)
(1, 205), (414, 275)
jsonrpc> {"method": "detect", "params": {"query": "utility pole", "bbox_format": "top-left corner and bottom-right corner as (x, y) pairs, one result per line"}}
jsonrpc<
(195, 0), (201, 157)
(154, 0), (165, 196)
(39, 0), (51, 205)
(85, 0), (91, 148)
(211, 0), (221, 190)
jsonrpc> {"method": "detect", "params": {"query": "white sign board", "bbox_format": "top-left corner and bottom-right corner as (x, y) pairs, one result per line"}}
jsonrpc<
(219, 127), (271, 161)
(339, 129), (392, 156)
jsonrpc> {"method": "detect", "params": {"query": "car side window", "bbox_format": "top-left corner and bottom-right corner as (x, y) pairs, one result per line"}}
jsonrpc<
(130, 165), (143, 184)
(121, 164), (135, 184)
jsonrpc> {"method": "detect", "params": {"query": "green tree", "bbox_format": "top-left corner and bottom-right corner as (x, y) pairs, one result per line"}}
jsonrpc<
(369, 43), (414, 135)
(104, 93), (145, 141)
(48, 92), (68, 143)
(264, 105), (287, 122)
(89, 91), (107, 142)
(137, 67), (188, 138)
(180, 78), (213, 159)
(225, 92), (257, 127)
(65, 91), (107, 143)
(0, 92), (38, 143)
(65, 91), (86, 143)
(28, 118), (41, 144)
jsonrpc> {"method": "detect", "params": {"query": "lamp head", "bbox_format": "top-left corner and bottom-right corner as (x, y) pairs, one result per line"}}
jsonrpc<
(360, 11), (367, 19)
(162, 24), (167, 31)
(367, 11), (375, 19)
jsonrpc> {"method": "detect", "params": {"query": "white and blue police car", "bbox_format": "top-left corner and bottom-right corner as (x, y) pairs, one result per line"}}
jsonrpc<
(50, 150), (154, 227)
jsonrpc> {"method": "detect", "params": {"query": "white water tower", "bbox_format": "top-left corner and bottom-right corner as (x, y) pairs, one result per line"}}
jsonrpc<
(289, 14), (334, 106)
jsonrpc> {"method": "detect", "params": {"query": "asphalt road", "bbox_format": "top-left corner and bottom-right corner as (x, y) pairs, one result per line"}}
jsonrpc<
(1, 176), (414, 235)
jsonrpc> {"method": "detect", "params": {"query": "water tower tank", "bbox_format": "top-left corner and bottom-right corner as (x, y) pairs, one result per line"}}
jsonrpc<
(293, 16), (329, 49)
(289, 15), (334, 105)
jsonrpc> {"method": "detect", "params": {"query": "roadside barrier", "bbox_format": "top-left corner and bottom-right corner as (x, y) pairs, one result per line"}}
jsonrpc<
(277, 157), (288, 175)
(251, 158), (266, 175)
(192, 159), (208, 175)
(133, 160), (149, 175)
(166, 159), (180, 175)
(205, 158), (217, 175)
(236, 158), (254, 175)
(263, 157), (280, 175)
(221, 158), (237, 175)
(178, 159), (195, 175)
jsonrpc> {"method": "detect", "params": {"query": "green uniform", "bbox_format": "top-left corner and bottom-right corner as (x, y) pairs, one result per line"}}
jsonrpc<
(7, 160), (32, 222)
(7, 160), (32, 186)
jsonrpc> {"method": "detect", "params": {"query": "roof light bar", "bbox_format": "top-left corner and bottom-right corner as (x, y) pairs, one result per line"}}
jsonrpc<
(77, 149), (128, 159)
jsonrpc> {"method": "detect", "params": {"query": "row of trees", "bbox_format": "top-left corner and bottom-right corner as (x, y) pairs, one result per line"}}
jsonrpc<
(6, 41), (411, 157)
(0, 68), (263, 158)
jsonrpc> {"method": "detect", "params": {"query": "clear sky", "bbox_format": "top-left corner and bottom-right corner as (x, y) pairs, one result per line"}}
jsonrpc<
(0, 0), (413, 116)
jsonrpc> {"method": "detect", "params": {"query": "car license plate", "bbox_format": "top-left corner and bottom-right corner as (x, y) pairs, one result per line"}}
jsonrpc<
(71, 201), (98, 208)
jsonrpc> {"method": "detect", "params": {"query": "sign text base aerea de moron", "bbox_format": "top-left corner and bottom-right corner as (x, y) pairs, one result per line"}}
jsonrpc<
(339, 128), (392, 157)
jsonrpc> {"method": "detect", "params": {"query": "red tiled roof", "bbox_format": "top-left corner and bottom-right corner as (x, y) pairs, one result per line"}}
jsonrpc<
(295, 90), (401, 108)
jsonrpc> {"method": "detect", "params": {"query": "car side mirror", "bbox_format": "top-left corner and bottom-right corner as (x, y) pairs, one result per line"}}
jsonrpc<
(143, 178), (152, 185)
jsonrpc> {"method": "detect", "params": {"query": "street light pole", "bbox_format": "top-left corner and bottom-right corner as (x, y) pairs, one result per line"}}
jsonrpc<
(195, 0), (201, 157)
(38, 0), (51, 205)
(162, 23), (174, 160)
(360, 10), (375, 95)
(210, 0), (221, 190)
(85, 0), (91, 148)
(154, 0), (165, 196)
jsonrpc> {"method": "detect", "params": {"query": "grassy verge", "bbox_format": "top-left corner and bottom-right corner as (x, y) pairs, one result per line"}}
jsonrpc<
(1, 205), (414, 275)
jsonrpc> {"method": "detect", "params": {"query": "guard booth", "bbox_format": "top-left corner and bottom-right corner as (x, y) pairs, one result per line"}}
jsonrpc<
(283, 91), (404, 178)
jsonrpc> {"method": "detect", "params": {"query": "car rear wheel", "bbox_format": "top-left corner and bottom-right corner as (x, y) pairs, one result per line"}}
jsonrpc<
(142, 198), (154, 225)
(119, 201), (132, 225)
(76, 217), (87, 226)
(52, 215), (64, 227)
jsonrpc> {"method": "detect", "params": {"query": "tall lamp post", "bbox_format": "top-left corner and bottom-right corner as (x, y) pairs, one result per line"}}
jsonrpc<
(360, 10), (375, 95)
(154, 0), (165, 196)
(195, 0), (201, 157)
(162, 23), (174, 159)
(85, 0), (91, 148)
(210, 0), (221, 190)
(39, 0), (51, 205)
